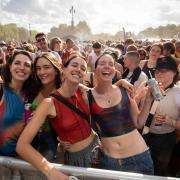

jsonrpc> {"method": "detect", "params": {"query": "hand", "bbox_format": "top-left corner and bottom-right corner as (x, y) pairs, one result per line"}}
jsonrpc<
(47, 167), (69, 180)
(58, 138), (72, 151)
(154, 113), (166, 125)
(116, 79), (134, 94)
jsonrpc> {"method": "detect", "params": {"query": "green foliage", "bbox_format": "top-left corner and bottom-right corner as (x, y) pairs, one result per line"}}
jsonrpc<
(0, 23), (38, 42)
(138, 24), (180, 39)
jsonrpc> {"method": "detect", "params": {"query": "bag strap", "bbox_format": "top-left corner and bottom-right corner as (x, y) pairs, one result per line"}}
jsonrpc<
(0, 83), (3, 101)
(50, 93), (90, 123)
(87, 89), (100, 134)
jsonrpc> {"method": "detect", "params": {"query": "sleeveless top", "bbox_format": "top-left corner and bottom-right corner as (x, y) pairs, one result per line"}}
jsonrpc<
(142, 61), (155, 79)
(0, 86), (25, 156)
(51, 88), (91, 143)
(89, 87), (135, 137)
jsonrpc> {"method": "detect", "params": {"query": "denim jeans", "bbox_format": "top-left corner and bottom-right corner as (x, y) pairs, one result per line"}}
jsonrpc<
(100, 150), (154, 175)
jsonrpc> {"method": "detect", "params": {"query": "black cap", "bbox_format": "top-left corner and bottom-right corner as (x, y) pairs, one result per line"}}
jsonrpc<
(156, 56), (177, 71)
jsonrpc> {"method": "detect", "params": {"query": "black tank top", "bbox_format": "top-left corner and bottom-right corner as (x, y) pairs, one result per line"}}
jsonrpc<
(89, 88), (135, 137)
(142, 61), (155, 79)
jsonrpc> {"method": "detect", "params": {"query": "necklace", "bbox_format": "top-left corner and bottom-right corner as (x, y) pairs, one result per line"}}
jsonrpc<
(102, 93), (111, 104)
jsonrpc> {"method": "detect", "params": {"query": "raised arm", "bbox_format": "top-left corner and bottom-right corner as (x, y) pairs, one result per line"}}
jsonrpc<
(115, 79), (134, 94)
(16, 98), (69, 180)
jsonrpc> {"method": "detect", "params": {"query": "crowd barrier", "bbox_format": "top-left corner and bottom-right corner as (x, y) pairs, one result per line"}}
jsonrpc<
(0, 156), (179, 180)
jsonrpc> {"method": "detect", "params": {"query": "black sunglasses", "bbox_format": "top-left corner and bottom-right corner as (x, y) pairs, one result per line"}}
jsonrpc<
(37, 37), (46, 43)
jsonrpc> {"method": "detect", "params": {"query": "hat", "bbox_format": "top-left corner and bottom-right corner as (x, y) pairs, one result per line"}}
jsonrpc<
(156, 56), (177, 71)
(0, 40), (6, 46)
(35, 52), (62, 71)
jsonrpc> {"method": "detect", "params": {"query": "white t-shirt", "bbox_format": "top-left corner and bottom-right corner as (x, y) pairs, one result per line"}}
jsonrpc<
(150, 85), (180, 134)
(125, 71), (148, 90)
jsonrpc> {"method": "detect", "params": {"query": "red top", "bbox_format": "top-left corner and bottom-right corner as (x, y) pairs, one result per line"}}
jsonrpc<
(51, 88), (91, 144)
(61, 49), (71, 65)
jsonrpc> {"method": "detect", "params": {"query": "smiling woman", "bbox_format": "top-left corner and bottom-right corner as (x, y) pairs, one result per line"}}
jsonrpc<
(16, 51), (100, 180)
(0, 50), (34, 157)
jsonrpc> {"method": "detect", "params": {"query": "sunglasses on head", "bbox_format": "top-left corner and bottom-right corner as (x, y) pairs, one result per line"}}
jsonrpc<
(55, 41), (61, 44)
(37, 37), (46, 43)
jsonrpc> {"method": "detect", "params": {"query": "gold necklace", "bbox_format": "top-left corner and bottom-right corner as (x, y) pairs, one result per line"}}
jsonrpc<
(102, 93), (111, 104)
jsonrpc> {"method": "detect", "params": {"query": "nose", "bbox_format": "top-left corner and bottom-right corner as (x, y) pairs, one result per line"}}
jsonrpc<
(19, 64), (25, 70)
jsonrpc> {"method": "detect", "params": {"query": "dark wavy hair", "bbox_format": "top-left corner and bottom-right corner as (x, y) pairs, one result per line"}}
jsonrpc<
(1, 50), (36, 102)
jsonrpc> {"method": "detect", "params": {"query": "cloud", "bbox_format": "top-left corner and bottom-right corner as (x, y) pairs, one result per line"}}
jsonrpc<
(0, 0), (180, 35)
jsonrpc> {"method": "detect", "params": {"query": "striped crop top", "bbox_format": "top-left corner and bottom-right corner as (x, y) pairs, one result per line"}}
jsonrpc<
(89, 87), (135, 137)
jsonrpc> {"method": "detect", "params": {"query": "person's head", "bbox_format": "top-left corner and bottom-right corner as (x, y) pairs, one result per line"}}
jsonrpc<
(175, 41), (180, 54)
(163, 41), (175, 56)
(66, 38), (74, 50)
(0, 40), (6, 48)
(124, 51), (140, 70)
(49, 37), (62, 52)
(94, 51), (116, 83)
(34, 53), (62, 89)
(35, 32), (48, 51)
(126, 44), (138, 52)
(2, 50), (32, 85)
(7, 45), (15, 57)
(154, 56), (178, 88)
(1, 50), (36, 101)
(92, 42), (102, 56)
(23, 43), (36, 53)
(149, 43), (163, 61)
(115, 44), (125, 55)
(63, 51), (87, 84)
(124, 38), (134, 48)
(138, 48), (147, 60)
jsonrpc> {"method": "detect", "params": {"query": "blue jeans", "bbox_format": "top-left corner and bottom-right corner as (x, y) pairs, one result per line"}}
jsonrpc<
(100, 150), (154, 175)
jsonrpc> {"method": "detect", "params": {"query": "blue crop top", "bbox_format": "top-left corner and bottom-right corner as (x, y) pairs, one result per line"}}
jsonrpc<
(89, 87), (135, 137)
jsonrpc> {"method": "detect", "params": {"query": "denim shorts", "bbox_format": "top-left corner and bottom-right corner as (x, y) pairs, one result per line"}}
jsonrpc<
(100, 150), (154, 175)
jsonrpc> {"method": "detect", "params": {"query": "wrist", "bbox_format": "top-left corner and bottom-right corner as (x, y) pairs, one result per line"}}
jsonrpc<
(169, 118), (176, 128)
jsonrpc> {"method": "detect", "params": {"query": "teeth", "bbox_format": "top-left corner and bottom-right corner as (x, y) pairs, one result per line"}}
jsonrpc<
(16, 72), (25, 76)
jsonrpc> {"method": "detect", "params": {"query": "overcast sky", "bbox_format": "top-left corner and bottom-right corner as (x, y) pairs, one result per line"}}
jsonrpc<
(0, 0), (180, 35)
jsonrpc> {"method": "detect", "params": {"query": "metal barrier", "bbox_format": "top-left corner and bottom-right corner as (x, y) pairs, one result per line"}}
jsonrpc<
(0, 156), (179, 180)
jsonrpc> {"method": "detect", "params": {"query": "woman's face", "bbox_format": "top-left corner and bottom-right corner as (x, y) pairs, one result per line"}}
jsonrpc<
(149, 45), (162, 61)
(53, 39), (61, 52)
(10, 54), (32, 82)
(63, 57), (87, 84)
(36, 57), (57, 86)
(95, 54), (115, 82)
(155, 69), (176, 88)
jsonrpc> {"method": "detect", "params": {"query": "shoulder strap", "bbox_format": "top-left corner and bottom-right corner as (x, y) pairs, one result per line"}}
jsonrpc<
(50, 93), (90, 123)
(0, 83), (3, 101)
(87, 89), (100, 134)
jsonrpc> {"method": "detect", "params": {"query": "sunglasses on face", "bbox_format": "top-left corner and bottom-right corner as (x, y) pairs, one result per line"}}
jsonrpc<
(36, 37), (46, 43)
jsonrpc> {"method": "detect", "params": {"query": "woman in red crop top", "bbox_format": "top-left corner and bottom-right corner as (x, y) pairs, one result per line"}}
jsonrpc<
(89, 50), (154, 175)
(16, 51), (100, 180)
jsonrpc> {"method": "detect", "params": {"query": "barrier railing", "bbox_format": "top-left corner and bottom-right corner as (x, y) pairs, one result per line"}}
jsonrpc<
(0, 156), (179, 180)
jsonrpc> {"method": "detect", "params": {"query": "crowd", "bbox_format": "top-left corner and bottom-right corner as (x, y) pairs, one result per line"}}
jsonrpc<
(0, 33), (180, 180)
